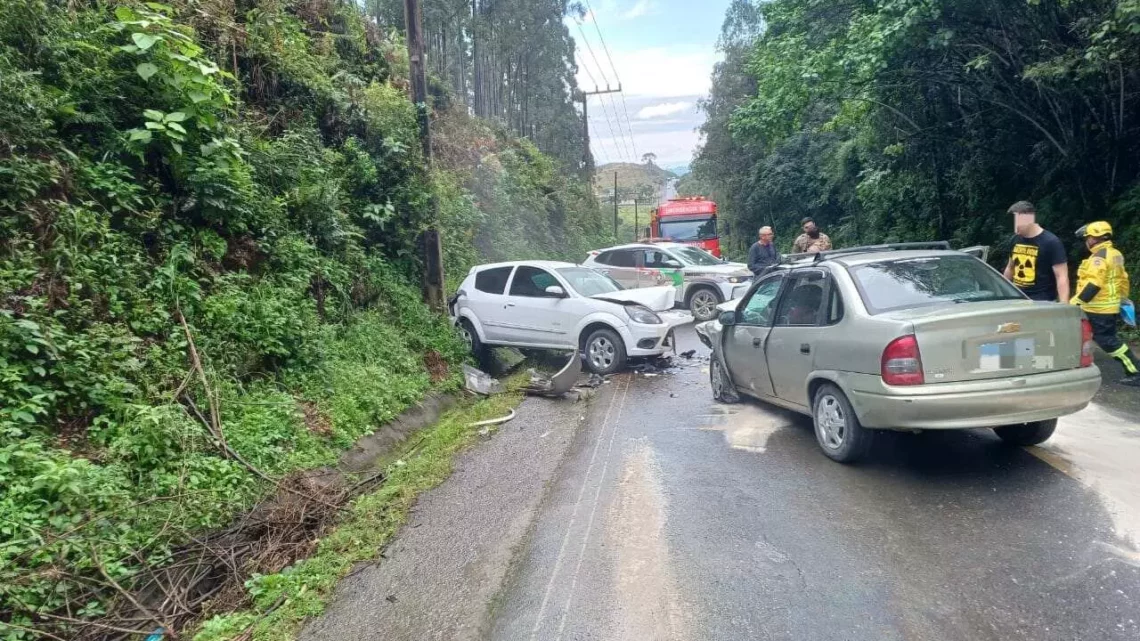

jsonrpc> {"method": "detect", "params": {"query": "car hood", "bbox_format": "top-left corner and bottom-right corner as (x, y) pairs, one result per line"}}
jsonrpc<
(592, 286), (677, 312)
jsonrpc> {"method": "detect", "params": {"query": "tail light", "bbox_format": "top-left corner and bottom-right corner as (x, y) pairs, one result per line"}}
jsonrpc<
(882, 335), (925, 386)
(1080, 318), (1094, 368)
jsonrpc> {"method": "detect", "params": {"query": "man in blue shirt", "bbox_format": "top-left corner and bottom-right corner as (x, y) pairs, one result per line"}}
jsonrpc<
(748, 226), (780, 278)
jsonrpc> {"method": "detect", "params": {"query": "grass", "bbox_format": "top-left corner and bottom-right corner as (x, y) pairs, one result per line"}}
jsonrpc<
(192, 384), (525, 641)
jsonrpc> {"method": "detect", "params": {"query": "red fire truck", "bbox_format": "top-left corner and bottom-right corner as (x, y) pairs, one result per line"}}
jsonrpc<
(646, 197), (721, 257)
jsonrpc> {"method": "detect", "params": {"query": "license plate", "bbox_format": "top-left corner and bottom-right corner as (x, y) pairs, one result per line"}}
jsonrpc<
(978, 338), (1036, 371)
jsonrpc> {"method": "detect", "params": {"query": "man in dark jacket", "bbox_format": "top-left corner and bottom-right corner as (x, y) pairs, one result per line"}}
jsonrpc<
(748, 226), (780, 277)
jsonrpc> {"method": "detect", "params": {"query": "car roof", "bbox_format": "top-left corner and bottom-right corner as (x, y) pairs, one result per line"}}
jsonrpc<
(471, 260), (579, 271)
(590, 243), (662, 252)
(824, 249), (969, 268)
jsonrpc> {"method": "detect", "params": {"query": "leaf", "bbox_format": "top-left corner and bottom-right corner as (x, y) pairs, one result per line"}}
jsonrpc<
(114, 6), (136, 21)
(164, 111), (188, 122)
(128, 129), (152, 143)
(171, 142), (183, 155)
(188, 90), (209, 104)
(166, 122), (187, 134)
(119, 44), (140, 54)
(25, 344), (39, 355)
(136, 62), (159, 80)
(132, 32), (160, 51)
(143, 109), (165, 121)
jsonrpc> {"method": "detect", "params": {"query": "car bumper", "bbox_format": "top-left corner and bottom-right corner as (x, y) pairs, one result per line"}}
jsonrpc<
(625, 311), (693, 356)
(715, 282), (750, 301)
(846, 366), (1102, 430)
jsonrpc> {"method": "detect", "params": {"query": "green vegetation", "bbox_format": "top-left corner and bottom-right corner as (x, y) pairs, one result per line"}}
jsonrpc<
(594, 161), (676, 202)
(194, 389), (523, 641)
(693, 0), (1140, 264)
(0, 0), (610, 638)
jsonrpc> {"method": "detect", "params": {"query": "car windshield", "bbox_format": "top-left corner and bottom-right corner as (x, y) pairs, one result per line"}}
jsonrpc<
(850, 255), (1026, 314)
(669, 246), (722, 266)
(558, 267), (622, 296)
(658, 217), (717, 241)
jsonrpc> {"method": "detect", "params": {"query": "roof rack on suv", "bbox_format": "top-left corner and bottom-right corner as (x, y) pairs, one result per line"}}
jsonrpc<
(811, 241), (952, 263)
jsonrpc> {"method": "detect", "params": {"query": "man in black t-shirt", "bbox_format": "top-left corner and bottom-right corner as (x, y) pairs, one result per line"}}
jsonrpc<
(1002, 201), (1070, 302)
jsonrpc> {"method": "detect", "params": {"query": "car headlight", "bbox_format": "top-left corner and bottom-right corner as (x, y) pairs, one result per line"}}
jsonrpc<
(727, 276), (746, 284)
(625, 304), (663, 325)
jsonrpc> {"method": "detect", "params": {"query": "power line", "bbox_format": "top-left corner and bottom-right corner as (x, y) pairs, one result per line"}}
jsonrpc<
(581, 0), (640, 161)
(575, 55), (622, 164)
(573, 21), (632, 163)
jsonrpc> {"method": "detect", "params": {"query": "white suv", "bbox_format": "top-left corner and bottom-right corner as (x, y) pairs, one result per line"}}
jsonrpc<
(583, 243), (752, 321)
(449, 261), (692, 374)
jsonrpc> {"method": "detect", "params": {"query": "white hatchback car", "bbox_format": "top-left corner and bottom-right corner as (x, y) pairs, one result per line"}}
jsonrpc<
(583, 243), (753, 322)
(449, 261), (692, 374)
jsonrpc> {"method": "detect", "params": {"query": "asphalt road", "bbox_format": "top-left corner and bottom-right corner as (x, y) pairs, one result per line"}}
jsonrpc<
(488, 326), (1140, 641)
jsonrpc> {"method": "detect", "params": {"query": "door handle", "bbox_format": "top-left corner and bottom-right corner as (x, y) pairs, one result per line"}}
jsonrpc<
(505, 303), (516, 308)
(752, 337), (764, 348)
(800, 343), (811, 354)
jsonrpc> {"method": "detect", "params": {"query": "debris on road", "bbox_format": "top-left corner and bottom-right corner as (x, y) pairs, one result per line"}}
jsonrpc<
(522, 351), (582, 397)
(680, 349), (697, 359)
(468, 408), (517, 429)
(464, 364), (505, 395)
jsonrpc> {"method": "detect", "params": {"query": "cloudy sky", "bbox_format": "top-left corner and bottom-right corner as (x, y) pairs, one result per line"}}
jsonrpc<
(567, 0), (732, 169)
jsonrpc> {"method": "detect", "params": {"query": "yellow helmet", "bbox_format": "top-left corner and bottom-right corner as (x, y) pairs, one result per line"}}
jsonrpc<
(1075, 221), (1112, 239)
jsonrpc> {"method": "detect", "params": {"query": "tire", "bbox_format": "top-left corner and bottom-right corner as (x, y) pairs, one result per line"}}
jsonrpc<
(812, 384), (874, 463)
(458, 319), (484, 359)
(688, 287), (722, 322)
(583, 328), (627, 375)
(993, 419), (1057, 446)
(709, 356), (740, 403)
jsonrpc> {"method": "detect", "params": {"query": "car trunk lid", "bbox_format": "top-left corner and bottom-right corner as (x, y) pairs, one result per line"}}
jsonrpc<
(883, 301), (1086, 383)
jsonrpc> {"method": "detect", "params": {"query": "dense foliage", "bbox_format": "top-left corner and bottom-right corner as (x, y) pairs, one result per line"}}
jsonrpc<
(0, 0), (609, 637)
(369, 0), (590, 171)
(692, 0), (1140, 264)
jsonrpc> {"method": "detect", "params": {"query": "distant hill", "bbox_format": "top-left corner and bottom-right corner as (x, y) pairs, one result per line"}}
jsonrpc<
(664, 164), (691, 176)
(594, 162), (677, 201)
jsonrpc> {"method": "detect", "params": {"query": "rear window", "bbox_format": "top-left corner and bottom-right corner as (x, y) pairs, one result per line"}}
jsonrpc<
(474, 266), (512, 294)
(850, 255), (1025, 314)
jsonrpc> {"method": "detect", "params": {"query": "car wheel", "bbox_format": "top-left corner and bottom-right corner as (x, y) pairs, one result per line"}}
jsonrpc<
(709, 357), (740, 403)
(688, 287), (722, 322)
(583, 328), (627, 375)
(993, 419), (1057, 446)
(812, 384), (874, 463)
(458, 319), (484, 358)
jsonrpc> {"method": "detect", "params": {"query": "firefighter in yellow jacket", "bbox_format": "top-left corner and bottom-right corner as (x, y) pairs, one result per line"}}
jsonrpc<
(1071, 221), (1140, 386)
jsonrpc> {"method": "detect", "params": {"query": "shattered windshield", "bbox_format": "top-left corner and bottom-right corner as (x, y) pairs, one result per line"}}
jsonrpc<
(558, 267), (622, 296)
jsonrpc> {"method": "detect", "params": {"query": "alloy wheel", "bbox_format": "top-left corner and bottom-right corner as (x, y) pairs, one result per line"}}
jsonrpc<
(816, 394), (847, 450)
(691, 290), (719, 321)
(588, 336), (616, 371)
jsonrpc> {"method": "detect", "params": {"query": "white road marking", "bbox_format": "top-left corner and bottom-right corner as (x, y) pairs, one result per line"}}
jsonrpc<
(528, 375), (631, 641)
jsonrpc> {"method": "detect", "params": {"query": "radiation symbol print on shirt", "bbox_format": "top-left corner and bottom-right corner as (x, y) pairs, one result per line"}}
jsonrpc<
(1010, 243), (1038, 288)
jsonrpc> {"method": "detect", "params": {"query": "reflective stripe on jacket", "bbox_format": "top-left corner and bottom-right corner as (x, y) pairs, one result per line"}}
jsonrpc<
(1073, 240), (1131, 314)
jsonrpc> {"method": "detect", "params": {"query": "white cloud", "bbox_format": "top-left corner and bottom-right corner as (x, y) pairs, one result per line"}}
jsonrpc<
(637, 101), (694, 119)
(577, 46), (718, 98)
(622, 0), (653, 19)
(594, 129), (703, 167)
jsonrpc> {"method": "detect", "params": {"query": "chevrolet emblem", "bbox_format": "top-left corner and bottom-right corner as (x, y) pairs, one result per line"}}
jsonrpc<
(997, 322), (1021, 334)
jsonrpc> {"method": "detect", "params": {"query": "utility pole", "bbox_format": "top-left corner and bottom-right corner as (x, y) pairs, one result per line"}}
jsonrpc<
(613, 171), (619, 238)
(634, 198), (638, 241)
(575, 85), (623, 177)
(404, 0), (444, 311)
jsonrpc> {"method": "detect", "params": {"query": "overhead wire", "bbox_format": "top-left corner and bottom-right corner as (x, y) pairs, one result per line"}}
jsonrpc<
(580, 0), (640, 162)
(574, 51), (622, 165)
(573, 18), (632, 163)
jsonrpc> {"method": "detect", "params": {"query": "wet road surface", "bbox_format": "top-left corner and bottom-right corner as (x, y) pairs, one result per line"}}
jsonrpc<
(488, 326), (1140, 641)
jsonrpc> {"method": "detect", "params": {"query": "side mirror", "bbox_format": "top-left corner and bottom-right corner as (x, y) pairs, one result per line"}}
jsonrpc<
(663, 259), (683, 269)
(545, 285), (567, 298)
(719, 310), (738, 326)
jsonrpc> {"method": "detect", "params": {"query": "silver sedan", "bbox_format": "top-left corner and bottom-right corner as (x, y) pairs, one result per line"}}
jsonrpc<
(696, 244), (1102, 463)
